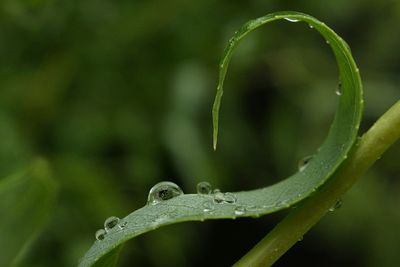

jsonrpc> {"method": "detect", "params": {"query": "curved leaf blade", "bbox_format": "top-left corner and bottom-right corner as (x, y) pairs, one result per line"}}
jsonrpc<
(79, 11), (363, 267)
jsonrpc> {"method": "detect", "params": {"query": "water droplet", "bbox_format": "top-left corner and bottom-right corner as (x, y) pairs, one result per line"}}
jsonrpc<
(224, 192), (237, 203)
(213, 191), (225, 203)
(203, 200), (215, 212)
(197, 181), (212, 195)
(329, 199), (343, 212)
(284, 17), (299, 23)
(147, 181), (184, 205)
(336, 81), (342, 96)
(234, 206), (246, 215)
(298, 236), (304, 241)
(298, 156), (313, 172)
(95, 229), (106, 241)
(104, 216), (120, 232)
(308, 24), (314, 29)
(326, 40), (330, 44)
(213, 190), (237, 204)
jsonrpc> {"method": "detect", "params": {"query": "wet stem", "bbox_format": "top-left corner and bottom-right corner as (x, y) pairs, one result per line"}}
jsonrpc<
(234, 100), (400, 267)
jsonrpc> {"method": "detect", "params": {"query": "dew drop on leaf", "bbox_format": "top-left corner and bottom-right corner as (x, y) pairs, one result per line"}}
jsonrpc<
(147, 181), (184, 205)
(213, 191), (225, 203)
(202, 200), (215, 212)
(196, 181), (212, 195)
(234, 206), (246, 215)
(120, 221), (127, 228)
(213, 190), (237, 204)
(298, 155), (313, 172)
(95, 229), (106, 241)
(224, 192), (237, 204)
(104, 216), (120, 232)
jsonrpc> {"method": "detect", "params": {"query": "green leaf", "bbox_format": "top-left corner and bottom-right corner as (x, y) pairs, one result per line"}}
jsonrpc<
(79, 11), (363, 267)
(0, 159), (57, 266)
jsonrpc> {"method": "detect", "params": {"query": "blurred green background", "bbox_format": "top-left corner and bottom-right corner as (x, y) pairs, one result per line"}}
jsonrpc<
(0, 0), (399, 266)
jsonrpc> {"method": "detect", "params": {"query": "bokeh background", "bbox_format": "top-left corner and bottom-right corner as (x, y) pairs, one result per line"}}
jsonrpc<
(1, 0), (400, 266)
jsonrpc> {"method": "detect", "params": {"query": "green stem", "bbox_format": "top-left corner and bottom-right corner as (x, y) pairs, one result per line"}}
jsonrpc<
(234, 100), (400, 267)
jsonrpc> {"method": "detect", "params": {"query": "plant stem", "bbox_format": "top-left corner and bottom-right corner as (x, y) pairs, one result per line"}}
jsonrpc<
(234, 100), (400, 267)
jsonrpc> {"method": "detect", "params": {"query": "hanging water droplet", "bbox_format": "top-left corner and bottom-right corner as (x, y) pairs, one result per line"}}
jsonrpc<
(284, 17), (300, 23)
(298, 236), (304, 241)
(326, 40), (330, 44)
(336, 80), (342, 96)
(202, 200), (215, 212)
(329, 199), (343, 212)
(308, 24), (314, 29)
(147, 181), (184, 205)
(104, 216), (120, 232)
(298, 156), (313, 172)
(197, 181), (212, 195)
(95, 229), (106, 241)
(234, 206), (246, 215)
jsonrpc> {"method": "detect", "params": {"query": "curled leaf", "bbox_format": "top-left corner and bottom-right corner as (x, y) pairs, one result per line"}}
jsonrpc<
(79, 11), (363, 267)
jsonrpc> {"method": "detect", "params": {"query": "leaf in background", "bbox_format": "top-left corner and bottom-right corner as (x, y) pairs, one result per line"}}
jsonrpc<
(0, 159), (57, 266)
(79, 11), (363, 267)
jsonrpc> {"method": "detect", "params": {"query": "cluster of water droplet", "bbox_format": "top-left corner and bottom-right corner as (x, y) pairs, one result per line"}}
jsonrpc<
(195, 181), (241, 215)
(95, 216), (126, 241)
